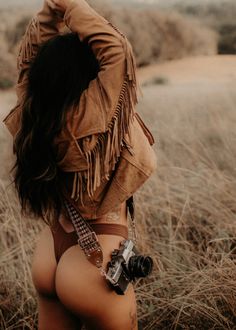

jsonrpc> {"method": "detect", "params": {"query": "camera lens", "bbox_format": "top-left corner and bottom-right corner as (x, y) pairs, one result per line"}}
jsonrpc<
(128, 255), (153, 278)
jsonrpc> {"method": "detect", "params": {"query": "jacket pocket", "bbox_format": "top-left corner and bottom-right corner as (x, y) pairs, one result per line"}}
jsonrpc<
(135, 112), (155, 146)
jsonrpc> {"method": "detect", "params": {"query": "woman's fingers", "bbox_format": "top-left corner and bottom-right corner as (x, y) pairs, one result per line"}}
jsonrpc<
(46, 0), (76, 16)
(51, 0), (75, 12)
(46, 0), (63, 11)
(46, 0), (56, 10)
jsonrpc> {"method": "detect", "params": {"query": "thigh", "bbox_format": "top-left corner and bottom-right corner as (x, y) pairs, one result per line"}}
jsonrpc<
(37, 293), (83, 330)
(31, 226), (83, 329)
(55, 235), (138, 330)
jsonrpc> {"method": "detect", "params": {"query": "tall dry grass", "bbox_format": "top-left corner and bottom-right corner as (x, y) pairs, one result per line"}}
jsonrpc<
(1, 72), (236, 328)
(134, 80), (236, 329)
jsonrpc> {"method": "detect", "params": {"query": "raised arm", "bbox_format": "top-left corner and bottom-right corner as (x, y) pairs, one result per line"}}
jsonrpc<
(61, 0), (140, 138)
(54, 0), (141, 198)
(17, 1), (65, 97)
(3, 0), (141, 200)
(3, 1), (65, 135)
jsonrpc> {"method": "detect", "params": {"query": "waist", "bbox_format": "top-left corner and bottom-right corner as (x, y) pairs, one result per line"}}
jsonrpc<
(87, 201), (128, 225)
(59, 201), (128, 233)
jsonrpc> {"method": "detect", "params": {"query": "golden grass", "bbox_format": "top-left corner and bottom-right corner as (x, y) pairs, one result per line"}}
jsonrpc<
(1, 66), (236, 329)
(133, 80), (236, 329)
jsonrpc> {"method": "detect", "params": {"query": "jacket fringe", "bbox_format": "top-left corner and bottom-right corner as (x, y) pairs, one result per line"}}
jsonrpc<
(72, 23), (138, 201)
(18, 16), (139, 203)
(17, 17), (40, 70)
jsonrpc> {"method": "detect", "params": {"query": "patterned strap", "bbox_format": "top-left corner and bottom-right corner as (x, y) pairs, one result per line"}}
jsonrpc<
(126, 196), (137, 244)
(64, 199), (103, 268)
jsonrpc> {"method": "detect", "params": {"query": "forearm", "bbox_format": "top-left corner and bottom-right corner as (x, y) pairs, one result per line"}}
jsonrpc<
(63, 0), (138, 124)
(16, 1), (65, 96)
(55, 0), (140, 199)
(64, 1), (125, 62)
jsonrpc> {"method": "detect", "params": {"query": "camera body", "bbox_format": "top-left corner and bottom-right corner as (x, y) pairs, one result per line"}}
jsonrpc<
(105, 239), (153, 295)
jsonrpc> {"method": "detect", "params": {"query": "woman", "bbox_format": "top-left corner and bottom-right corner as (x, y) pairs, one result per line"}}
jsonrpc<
(3, 0), (157, 329)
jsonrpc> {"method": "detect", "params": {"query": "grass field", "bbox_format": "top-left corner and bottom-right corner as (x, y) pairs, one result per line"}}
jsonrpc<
(1, 55), (236, 329)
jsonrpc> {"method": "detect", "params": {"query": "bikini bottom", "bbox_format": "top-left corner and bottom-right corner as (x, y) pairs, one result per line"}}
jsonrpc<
(50, 219), (128, 263)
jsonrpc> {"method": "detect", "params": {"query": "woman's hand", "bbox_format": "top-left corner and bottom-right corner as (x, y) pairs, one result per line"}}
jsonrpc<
(46, 0), (76, 15)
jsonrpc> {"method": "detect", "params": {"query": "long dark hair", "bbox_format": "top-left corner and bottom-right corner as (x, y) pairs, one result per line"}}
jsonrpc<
(13, 32), (100, 222)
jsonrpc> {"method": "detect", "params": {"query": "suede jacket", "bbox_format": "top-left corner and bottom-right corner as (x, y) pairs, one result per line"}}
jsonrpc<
(3, 0), (157, 219)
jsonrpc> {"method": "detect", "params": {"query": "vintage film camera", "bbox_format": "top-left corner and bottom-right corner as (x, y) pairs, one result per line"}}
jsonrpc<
(105, 239), (153, 295)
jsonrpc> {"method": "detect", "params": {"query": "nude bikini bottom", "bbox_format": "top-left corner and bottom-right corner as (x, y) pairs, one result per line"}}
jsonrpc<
(50, 220), (128, 263)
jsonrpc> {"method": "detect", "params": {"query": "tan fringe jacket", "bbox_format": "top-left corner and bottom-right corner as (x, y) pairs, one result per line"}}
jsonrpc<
(3, 0), (157, 219)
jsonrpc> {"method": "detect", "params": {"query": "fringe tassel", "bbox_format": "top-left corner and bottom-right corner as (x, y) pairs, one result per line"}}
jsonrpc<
(17, 17), (40, 70)
(71, 171), (85, 206)
(71, 21), (139, 200)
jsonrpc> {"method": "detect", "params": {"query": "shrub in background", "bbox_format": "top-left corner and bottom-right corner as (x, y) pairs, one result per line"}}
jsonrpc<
(173, 1), (236, 55)
(0, 52), (15, 89)
(108, 8), (217, 66)
(5, 15), (31, 53)
(218, 24), (236, 54)
(0, 2), (217, 89)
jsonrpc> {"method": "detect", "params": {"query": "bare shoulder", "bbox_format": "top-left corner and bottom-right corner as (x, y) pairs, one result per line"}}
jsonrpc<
(31, 225), (58, 297)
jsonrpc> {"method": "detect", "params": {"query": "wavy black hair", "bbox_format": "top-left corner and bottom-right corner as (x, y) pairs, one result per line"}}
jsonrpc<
(13, 32), (100, 222)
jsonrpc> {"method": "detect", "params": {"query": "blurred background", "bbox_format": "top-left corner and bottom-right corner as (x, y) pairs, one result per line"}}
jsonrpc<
(1, 0), (236, 329)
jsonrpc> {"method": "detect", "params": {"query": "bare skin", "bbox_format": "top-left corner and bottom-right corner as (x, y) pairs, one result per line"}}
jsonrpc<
(31, 201), (138, 330)
(46, 0), (75, 15)
(30, 2), (138, 328)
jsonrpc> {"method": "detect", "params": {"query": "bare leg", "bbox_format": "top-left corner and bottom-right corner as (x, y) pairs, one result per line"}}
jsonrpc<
(82, 285), (138, 330)
(32, 224), (138, 329)
(55, 235), (138, 330)
(31, 226), (83, 329)
(38, 293), (83, 330)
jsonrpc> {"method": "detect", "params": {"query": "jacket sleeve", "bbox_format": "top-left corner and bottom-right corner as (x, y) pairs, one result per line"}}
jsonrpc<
(2, 1), (65, 136)
(63, 0), (139, 136)
(61, 0), (141, 200)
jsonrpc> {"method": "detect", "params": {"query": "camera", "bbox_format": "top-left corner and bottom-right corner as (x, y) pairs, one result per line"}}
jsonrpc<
(105, 239), (153, 295)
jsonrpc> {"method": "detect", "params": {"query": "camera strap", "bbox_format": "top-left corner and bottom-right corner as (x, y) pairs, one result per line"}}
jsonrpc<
(126, 196), (137, 244)
(64, 199), (104, 268)
(63, 196), (137, 270)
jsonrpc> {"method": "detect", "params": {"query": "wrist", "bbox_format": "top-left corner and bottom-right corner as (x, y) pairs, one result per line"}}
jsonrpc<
(37, 2), (65, 27)
(63, 0), (79, 20)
